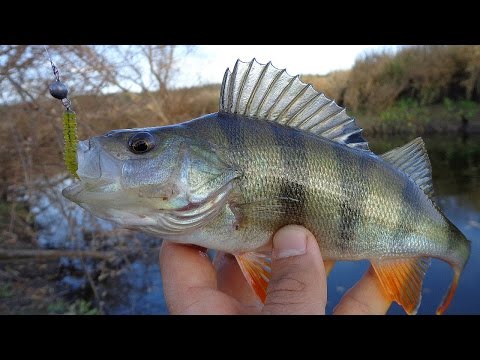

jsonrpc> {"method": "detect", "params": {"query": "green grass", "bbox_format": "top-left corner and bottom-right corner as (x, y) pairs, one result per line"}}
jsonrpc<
(443, 97), (480, 119)
(47, 299), (100, 315)
(0, 284), (13, 299)
(378, 98), (430, 133)
(354, 98), (480, 135)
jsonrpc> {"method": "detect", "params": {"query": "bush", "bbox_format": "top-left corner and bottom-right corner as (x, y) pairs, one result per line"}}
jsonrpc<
(344, 45), (480, 112)
(443, 97), (480, 119)
(379, 98), (430, 133)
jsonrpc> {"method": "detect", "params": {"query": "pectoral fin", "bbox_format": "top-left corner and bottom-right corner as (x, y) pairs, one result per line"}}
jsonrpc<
(235, 254), (334, 303)
(371, 257), (430, 315)
(235, 252), (272, 303)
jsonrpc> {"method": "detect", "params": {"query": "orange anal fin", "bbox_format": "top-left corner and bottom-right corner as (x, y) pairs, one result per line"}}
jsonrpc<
(371, 257), (431, 315)
(235, 252), (272, 303)
(323, 260), (336, 277)
(436, 268), (461, 315)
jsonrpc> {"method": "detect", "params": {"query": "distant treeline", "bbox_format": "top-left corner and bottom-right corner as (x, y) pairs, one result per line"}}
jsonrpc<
(303, 45), (480, 113)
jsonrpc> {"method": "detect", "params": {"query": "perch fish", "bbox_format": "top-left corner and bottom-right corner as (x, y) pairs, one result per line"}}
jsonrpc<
(62, 59), (471, 314)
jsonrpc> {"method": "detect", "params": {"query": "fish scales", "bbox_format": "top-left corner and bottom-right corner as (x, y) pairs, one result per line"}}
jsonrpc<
(186, 114), (450, 260)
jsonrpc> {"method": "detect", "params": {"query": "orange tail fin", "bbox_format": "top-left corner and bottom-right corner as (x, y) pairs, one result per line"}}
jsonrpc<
(436, 267), (461, 315)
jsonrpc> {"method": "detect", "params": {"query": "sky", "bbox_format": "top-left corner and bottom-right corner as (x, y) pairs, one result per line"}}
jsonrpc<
(175, 45), (398, 87)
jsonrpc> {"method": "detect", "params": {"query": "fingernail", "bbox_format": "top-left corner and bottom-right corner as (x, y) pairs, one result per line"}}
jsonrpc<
(273, 227), (307, 259)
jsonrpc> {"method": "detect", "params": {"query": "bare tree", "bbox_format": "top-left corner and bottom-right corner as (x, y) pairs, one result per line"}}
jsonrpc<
(104, 45), (191, 92)
(0, 45), (45, 104)
(1, 45), (195, 122)
(103, 45), (194, 121)
(0, 45), (121, 105)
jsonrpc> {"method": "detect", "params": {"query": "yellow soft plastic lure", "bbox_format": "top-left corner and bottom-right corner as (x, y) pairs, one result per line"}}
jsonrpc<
(63, 109), (79, 179)
(44, 47), (79, 180)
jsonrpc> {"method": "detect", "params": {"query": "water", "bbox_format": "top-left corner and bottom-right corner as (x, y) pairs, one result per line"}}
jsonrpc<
(33, 134), (480, 315)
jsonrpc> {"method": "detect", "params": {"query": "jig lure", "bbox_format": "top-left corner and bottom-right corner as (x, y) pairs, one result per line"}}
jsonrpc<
(45, 46), (79, 179)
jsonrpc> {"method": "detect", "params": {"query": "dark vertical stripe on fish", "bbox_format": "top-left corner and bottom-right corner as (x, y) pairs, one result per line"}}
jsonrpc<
(269, 122), (308, 224)
(333, 145), (369, 251)
(216, 113), (245, 152)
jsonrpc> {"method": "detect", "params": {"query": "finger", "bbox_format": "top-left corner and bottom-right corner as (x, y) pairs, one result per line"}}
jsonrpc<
(333, 266), (392, 315)
(159, 241), (240, 314)
(214, 252), (260, 309)
(263, 225), (327, 315)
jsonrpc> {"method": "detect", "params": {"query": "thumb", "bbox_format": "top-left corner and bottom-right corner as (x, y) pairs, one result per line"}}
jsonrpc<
(263, 225), (327, 315)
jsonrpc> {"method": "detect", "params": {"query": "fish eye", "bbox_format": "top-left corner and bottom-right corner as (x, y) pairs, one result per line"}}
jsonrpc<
(128, 132), (155, 154)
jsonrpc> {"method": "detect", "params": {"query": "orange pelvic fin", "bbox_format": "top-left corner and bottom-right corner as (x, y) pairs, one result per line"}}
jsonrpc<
(436, 267), (461, 315)
(323, 260), (336, 277)
(235, 252), (272, 303)
(371, 257), (431, 315)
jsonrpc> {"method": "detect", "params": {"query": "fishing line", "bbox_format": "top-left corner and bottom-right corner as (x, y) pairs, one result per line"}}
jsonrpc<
(44, 46), (79, 179)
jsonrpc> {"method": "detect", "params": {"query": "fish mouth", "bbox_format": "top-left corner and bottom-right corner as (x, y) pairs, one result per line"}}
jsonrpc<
(62, 138), (122, 204)
(62, 178), (119, 203)
(76, 139), (101, 180)
(62, 181), (84, 203)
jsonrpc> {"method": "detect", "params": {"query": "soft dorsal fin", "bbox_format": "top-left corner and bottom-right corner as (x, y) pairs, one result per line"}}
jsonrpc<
(381, 138), (434, 198)
(219, 59), (370, 151)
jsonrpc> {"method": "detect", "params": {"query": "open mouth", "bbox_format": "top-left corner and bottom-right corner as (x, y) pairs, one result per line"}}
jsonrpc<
(62, 139), (122, 203)
(62, 178), (119, 202)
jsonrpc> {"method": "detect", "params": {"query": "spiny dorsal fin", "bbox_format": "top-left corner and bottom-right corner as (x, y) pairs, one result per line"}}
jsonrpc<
(381, 138), (434, 198)
(219, 59), (370, 152)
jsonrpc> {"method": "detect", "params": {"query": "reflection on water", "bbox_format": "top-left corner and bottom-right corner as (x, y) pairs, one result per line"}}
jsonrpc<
(35, 134), (480, 314)
(106, 256), (167, 315)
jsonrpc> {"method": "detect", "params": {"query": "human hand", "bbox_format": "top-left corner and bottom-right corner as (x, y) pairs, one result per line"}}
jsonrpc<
(159, 225), (391, 314)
